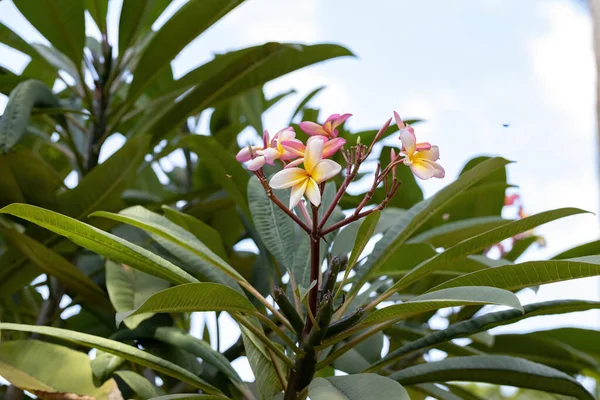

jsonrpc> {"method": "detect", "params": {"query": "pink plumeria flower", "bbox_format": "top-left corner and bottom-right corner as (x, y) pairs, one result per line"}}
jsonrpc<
(299, 113), (352, 138)
(269, 138), (342, 208)
(394, 111), (445, 180)
(236, 127), (301, 171)
(280, 136), (346, 168)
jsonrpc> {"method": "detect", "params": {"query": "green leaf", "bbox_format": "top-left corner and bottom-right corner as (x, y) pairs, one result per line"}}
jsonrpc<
(0, 227), (111, 310)
(0, 203), (198, 284)
(91, 206), (242, 286)
(118, 0), (170, 55)
(408, 216), (509, 248)
(0, 149), (63, 209)
(106, 260), (170, 329)
(162, 206), (228, 260)
(149, 395), (226, 400)
(248, 175), (295, 269)
(368, 300), (600, 373)
(240, 324), (286, 399)
(115, 370), (164, 399)
(0, 323), (222, 395)
(504, 236), (541, 261)
(360, 286), (522, 327)
(116, 283), (256, 326)
(289, 85), (325, 123)
(0, 340), (119, 398)
(144, 43), (354, 140)
(411, 384), (464, 400)
(469, 333), (599, 374)
(309, 374), (410, 400)
(91, 351), (126, 385)
(532, 328), (600, 360)
(58, 135), (151, 219)
(183, 135), (250, 217)
(0, 22), (49, 65)
(151, 327), (242, 385)
(348, 211), (381, 271)
(429, 256), (600, 293)
(14, 0), (85, 66)
(553, 239), (600, 259)
(392, 207), (588, 295)
(360, 157), (511, 284)
(0, 80), (60, 153)
(128, 0), (243, 102)
(85, 0), (108, 35)
(388, 355), (594, 400)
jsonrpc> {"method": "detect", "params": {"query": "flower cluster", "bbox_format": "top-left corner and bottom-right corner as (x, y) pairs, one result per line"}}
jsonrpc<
(236, 111), (444, 210)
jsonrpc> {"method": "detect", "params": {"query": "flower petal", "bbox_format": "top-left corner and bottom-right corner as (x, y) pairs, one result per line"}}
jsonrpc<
(304, 137), (324, 173)
(399, 128), (416, 156)
(311, 159), (342, 183)
(299, 121), (327, 136)
(322, 138), (346, 158)
(289, 179), (308, 209)
(260, 148), (281, 164)
(421, 159), (445, 178)
(305, 178), (321, 206)
(393, 111), (406, 129)
(236, 145), (261, 162)
(285, 158), (304, 168)
(247, 156), (266, 171)
(410, 159), (435, 180)
(414, 145), (440, 161)
(415, 142), (432, 152)
(269, 168), (309, 188)
(330, 113), (352, 130)
(281, 140), (305, 157)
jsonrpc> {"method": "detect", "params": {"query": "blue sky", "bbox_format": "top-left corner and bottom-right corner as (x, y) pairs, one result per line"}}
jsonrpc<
(1, 0), (599, 383)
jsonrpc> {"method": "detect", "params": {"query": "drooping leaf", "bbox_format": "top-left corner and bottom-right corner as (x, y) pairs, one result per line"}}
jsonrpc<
(91, 206), (242, 287)
(14, 0), (86, 66)
(0, 80), (60, 153)
(0, 227), (111, 310)
(0, 340), (119, 398)
(116, 283), (256, 326)
(359, 158), (510, 285)
(106, 260), (170, 329)
(359, 286), (522, 328)
(0, 323), (222, 395)
(308, 374), (410, 400)
(115, 370), (164, 399)
(390, 207), (588, 295)
(408, 216), (509, 248)
(240, 324), (286, 400)
(552, 239), (600, 259)
(91, 351), (126, 385)
(389, 355), (594, 400)
(367, 300), (600, 373)
(0, 203), (197, 284)
(429, 256), (600, 293)
(162, 206), (228, 261)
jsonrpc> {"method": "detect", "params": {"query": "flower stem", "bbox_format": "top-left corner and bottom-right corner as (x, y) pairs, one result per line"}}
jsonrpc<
(305, 205), (321, 336)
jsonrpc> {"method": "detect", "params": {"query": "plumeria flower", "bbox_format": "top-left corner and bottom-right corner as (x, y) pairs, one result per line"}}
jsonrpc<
(394, 111), (445, 180)
(281, 136), (346, 168)
(269, 138), (342, 208)
(299, 113), (352, 138)
(235, 127), (301, 171)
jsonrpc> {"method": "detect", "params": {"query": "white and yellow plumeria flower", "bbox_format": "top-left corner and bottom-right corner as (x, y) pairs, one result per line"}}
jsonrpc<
(394, 111), (445, 180)
(269, 138), (341, 208)
(235, 128), (301, 171)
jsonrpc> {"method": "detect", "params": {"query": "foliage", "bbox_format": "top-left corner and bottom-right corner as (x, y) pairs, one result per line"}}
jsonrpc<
(1, 1), (599, 400)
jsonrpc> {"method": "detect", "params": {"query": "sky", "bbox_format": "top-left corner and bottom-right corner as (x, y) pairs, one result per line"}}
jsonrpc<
(1, 0), (599, 387)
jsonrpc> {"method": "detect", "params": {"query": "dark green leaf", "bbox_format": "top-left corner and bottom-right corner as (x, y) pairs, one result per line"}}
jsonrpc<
(309, 374), (410, 400)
